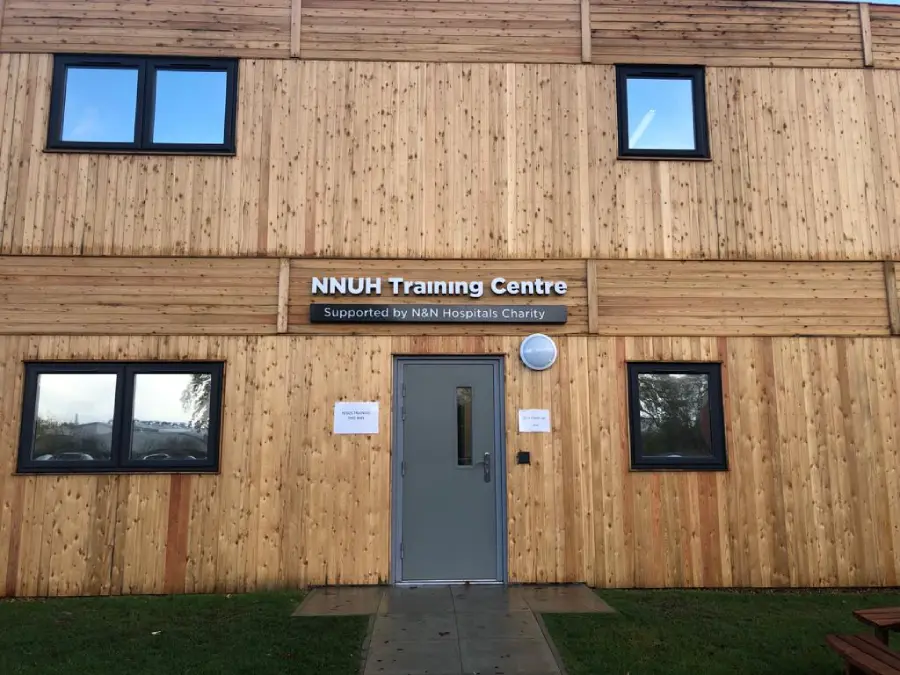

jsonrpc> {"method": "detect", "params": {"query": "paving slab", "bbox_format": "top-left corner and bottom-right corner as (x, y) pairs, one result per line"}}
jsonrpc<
(459, 637), (561, 674)
(520, 584), (615, 613)
(371, 613), (458, 642)
(292, 586), (385, 616)
(378, 586), (455, 615)
(456, 610), (545, 640)
(364, 639), (462, 675)
(451, 585), (531, 613)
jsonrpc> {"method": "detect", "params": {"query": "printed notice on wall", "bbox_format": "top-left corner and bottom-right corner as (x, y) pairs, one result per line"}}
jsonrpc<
(334, 402), (379, 435)
(518, 409), (551, 433)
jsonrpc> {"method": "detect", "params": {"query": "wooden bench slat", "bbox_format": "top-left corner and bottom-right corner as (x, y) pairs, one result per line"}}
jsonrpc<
(827, 634), (900, 674)
(856, 609), (900, 616)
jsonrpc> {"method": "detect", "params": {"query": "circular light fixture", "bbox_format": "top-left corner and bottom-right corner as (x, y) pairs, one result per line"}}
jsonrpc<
(520, 333), (558, 371)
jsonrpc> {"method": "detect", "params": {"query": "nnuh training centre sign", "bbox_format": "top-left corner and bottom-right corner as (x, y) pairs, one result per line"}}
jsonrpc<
(309, 276), (568, 324)
(311, 276), (568, 298)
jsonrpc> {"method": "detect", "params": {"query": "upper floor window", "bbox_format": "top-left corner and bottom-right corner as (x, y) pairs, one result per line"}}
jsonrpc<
(616, 65), (709, 160)
(17, 362), (224, 473)
(627, 362), (726, 471)
(47, 55), (238, 154)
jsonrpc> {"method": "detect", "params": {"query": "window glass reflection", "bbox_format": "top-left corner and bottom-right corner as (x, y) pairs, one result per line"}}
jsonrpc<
(456, 386), (473, 466)
(32, 373), (117, 461)
(152, 70), (227, 145)
(61, 67), (139, 143)
(129, 373), (211, 462)
(637, 372), (712, 458)
(626, 77), (696, 151)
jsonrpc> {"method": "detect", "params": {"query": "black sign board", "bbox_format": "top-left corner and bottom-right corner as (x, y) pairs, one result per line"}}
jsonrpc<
(309, 303), (568, 324)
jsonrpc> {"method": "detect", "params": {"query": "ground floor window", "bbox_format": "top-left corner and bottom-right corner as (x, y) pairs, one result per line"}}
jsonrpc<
(17, 362), (223, 473)
(627, 362), (727, 471)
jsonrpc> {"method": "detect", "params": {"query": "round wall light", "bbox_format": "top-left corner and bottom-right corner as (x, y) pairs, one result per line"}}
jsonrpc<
(520, 333), (558, 371)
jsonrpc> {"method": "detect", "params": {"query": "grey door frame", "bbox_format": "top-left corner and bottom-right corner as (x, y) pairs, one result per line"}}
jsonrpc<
(391, 355), (508, 585)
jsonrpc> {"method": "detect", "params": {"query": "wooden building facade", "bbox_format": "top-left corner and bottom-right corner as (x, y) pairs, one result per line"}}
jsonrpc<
(1, 0), (900, 596)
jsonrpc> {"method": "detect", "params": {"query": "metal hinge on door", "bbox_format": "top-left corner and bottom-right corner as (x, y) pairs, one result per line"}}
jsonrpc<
(401, 384), (406, 420)
(400, 542), (404, 560)
(401, 460), (406, 477)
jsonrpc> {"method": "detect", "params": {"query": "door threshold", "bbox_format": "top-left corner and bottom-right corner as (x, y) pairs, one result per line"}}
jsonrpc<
(394, 579), (505, 586)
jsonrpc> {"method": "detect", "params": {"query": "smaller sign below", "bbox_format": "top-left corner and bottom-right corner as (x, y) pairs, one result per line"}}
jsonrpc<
(518, 409), (551, 433)
(334, 401), (379, 435)
(310, 303), (567, 324)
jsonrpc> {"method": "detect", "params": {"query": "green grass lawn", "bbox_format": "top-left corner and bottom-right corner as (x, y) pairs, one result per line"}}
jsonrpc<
(0, 591), (368, 675)
(543, 589), (900, 675)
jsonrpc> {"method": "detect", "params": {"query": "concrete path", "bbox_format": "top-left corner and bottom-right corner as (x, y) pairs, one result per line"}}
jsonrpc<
(294, 584), (613, 675)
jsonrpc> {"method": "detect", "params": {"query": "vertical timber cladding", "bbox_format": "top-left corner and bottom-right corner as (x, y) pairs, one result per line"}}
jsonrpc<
(0, 55), (897, 261)
(1, 334), (900, 595)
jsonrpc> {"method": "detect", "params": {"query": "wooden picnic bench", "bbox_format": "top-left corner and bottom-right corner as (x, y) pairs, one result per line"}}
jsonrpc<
(826, 634), (900, 675)
(855, 608), (900, 646)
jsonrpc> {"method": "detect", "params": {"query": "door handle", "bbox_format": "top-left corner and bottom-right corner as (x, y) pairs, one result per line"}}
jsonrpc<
(482, 452), (491, 483)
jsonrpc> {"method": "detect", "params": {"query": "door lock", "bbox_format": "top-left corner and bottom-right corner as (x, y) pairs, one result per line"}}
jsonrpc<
(482, 452), (491, 482)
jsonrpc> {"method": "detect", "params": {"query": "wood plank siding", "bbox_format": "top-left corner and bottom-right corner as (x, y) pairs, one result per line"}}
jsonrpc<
(0, 334), (898, 594)
(0, 0), (898, 598)
(590, 261), (890, 336)
(300, 0), (583, 63)
(870, 4), (900, 69)
(0, 1), (293, 57)
(0, 55), (897, 260)
(589, 1), (865, 68)
(0, 257), (279, 335)
(0, 0), (896, 69)
(0, 256), (892, 338)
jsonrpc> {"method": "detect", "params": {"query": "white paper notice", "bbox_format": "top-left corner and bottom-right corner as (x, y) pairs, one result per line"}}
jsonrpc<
(518, 409), (551, 433)
(334, 402), (379, 435)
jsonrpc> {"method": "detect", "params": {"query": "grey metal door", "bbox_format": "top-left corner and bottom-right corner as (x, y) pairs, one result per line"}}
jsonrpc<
(395, 358), (504, 582)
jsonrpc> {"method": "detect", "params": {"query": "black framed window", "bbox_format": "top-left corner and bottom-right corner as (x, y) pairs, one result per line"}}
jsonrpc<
(627, 362), (726, 471)
(17, 362), (224, 474)
(616, 65), (709, 159)
(47, 55), (238, 154)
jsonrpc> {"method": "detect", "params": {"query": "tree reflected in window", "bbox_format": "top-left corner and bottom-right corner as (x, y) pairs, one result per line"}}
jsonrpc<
(628, 363), (726, 471)
(637, 372), (711, 458)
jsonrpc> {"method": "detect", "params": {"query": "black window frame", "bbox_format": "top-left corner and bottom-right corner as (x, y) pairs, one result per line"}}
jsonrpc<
(17, 361), (224, 474)
(616, 64), (710, 160)
(47, 54), (238, 155)
(627, 362), (727, 471)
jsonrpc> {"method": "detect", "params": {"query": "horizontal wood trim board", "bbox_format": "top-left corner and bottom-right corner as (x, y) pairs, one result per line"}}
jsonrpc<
(0, 334), (898, 595)
(0, 0), (292, 57)
(590, 261), (889, 336)
(0, 257), (280, 335)
(0, 0), (885, 67)
(0, 256), (891, 337)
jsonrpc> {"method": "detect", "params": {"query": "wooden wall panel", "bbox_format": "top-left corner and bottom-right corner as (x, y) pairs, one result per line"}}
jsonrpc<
(298, 0), (582, 63)
(0, 56), (891, 261)
(0, 55), (279, 257)
(0, 255), (891, 338)
(504, 334), (900, 588)
(590, 260), (889, 336)
(1, 334), (898, 595)
(0, 0), (876, 69)
(871, 69), (900, 259)
(0, 257), (279, 335)
(870, 4), (900, 69)
(589, 1), (864, 68)
(288, 259), (588, 335)
(0, 335), (392, 596)
(0, 0), (292, 57)
(2, 256), (890, 339)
